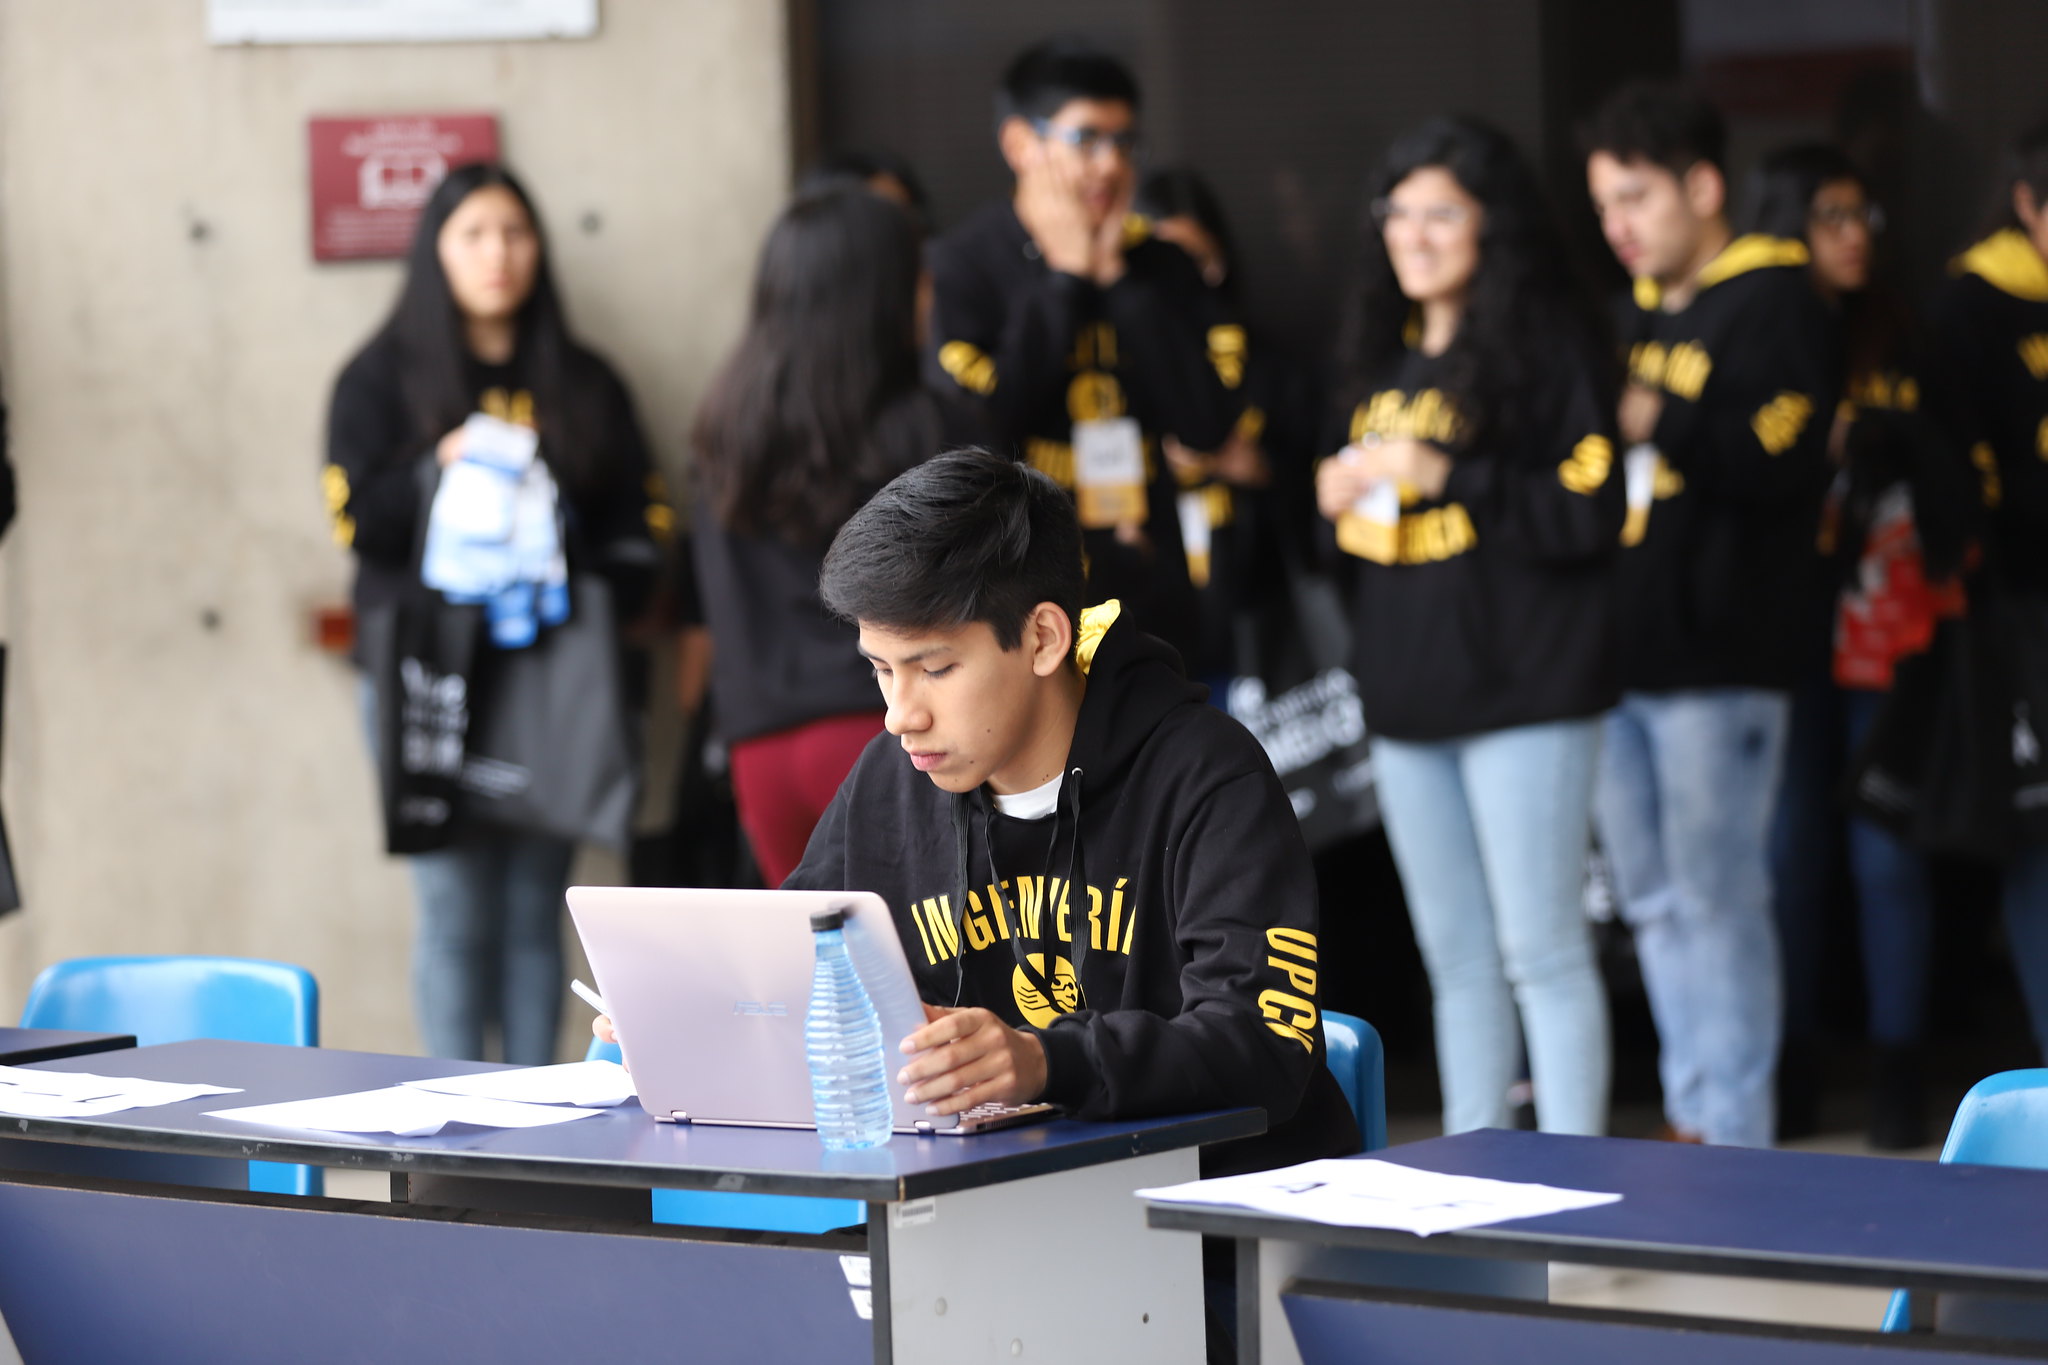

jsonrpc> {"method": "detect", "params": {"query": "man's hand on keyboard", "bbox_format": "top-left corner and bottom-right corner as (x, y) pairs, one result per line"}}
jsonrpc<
(897, 1003), (1047, 1116)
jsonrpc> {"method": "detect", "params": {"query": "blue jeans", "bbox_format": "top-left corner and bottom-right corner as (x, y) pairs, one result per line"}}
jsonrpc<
(360, 677), (574, 1065)
(1595, 688), (1789, 1147)
(1375, 719), (1610, 1136)
(2005, 847), (2048, 1062)
(407, 831), (574, 1065)
(1841, 690), (1935, 1047)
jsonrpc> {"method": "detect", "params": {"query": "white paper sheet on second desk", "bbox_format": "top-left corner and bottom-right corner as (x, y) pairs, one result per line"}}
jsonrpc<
(400, 1060), (635, 1108)
(0, 1064), (241, 1118)
(204, 1085), (609, 1137)
(1137, 1158), (1621, 1237)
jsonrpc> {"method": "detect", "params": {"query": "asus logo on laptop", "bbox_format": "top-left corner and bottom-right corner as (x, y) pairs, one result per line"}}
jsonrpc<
(732, 1001), (788, 1017)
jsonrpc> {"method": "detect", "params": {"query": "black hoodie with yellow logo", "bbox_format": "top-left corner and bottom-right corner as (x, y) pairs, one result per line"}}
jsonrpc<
(1927, 228), (2048, 593)
(786, 603), (1360, 1177)
(1325, 341), (1625, 741)
(1617, 234), (1839, 691)
(925, 202), (1244, 661)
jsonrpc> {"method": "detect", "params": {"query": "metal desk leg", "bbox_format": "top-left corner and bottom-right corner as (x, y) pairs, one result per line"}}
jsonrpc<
(876, 1147), (1203, 1365)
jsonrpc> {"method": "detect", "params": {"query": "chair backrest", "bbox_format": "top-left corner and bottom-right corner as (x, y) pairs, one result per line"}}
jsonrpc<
(585, 1037), (622, 1065)
(1882, 1069), (2048, 1336)
(1938, 1070), (2048, 1170)
(20, 955), (318, 1048)
(1321, 1011), (1388, 1153)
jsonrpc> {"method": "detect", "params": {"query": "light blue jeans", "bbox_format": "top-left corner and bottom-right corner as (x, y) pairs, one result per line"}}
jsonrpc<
(360, 676), (573, 1065)
(1595, 688), (1790, 1147)
(1374, 718), (1610, 1136)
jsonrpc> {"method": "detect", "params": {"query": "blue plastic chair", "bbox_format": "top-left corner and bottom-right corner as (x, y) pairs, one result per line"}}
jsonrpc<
(1883, 1069), (2048, 1336)
(1322, 1010), (1388, 1152)
(583, 1035), (862, 1232)
(21, 955), (323, 1196)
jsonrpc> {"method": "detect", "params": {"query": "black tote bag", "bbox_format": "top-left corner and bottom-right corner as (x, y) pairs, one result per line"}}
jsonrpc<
(358, 588), (484, 855)
(1228, 561), (1380, 852)
(460, 573), (638, 850)
(1845, 588), (2048, 859)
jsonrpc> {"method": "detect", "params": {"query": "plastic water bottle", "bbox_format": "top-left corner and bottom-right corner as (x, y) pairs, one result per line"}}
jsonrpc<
(806, 908), (893, 1150)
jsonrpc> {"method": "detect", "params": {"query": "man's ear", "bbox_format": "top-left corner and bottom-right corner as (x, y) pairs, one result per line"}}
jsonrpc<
(1026, 602), (1075, 678)
(998, 116), (1039, 178)
(1683, 161), (1726, 223)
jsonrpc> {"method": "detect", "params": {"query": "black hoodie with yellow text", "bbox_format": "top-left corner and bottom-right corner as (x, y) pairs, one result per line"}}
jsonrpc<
(786, 603), (1360, 1176)
(1324, 340), (1624, 741)
(1616, 234), (1839, 691)
(926, 203), (1245, 662)
(1927, 228), (2048, 594)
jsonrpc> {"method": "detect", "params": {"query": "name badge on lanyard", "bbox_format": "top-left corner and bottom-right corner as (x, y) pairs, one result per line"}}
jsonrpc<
(1177, 489), (1213, 587)
(1073, 417), (1148, 529)
(1621, 442), (1659, 547)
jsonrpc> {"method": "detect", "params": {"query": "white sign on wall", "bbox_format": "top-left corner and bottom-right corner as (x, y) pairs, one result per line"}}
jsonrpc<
(208, 0), (598, 45)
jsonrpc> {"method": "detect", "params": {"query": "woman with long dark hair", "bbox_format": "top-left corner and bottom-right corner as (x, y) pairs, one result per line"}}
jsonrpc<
(324, 162), (664, 1063)
(1316, 117), (1623, 1136)
(691, 186), (975, 885)
(1753, 145), (1969, 1146)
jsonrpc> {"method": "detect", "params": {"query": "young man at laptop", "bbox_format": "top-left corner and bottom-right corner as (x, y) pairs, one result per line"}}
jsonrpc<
(783, 447), (1357, 1178)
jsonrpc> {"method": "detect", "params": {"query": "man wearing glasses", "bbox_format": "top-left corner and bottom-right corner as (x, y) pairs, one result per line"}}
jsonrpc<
(927, 37), (1241, 666)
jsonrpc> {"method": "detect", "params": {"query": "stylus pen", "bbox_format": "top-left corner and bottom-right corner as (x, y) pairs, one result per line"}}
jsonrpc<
(569, 979), (610, 1015)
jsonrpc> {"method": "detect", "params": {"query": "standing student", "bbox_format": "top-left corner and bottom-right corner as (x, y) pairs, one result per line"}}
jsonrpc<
(1135, 167), (1287, 692)
(691, 187), (977, 887)
(1754, 145), (1970, 1147)
(1927, 119), (2048, 1064)
(926, 38), (1239, 665)
(325, 163), (665, 1064)
(1582, 84), (1838, 1147)
(1316, 118), (1623, 1137)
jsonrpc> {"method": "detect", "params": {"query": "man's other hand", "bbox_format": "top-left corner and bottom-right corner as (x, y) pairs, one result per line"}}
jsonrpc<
(897, 1003), (1048, 1115)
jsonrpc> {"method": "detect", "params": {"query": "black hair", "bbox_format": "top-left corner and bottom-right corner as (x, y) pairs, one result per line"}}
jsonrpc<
(996, 37), (1140, 128)
(796, 148), (932, 231)
(373, 162), (614, 497)
(819, 448), (1086, 650)
(692, 187), (933, 548)
(1135, 167), (1237, 291)
(1741, 142), (1865, 241)
(1334, 115), (1614, 444)
(1745, 142), (1907, 390)
(1579, 79), (1728, 178)
(1993, 117), (2048, 232)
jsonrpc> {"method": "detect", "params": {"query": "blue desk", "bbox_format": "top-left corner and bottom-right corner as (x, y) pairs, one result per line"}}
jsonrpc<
(0, 1040), (1260, 1363)
(1146, 1129), (2048, 1364)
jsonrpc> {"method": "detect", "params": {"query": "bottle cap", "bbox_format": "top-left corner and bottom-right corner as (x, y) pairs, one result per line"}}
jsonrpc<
(809, 907), (848, 932)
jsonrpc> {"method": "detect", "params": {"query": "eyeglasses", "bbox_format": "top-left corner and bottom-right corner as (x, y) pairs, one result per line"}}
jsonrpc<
(1032, 120), (1140, 159)
(1370, 198), (1473, 232)
(1810, 203), (1886, 234)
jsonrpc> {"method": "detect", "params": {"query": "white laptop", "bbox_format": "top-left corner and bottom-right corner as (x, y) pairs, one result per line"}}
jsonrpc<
(566, 886), (1058, 1136)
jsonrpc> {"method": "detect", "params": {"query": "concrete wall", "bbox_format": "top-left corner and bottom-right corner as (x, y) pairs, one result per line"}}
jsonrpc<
(0, 0), (790, 1053)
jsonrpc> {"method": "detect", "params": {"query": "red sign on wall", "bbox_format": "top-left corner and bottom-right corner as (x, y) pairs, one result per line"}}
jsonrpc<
(308, 113), (499, 262)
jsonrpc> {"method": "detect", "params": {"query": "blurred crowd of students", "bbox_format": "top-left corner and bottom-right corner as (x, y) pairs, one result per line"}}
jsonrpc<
(320, 36), (2048, 1152)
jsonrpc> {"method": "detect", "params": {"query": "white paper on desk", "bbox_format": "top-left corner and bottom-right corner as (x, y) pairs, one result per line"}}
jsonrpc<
(1137, 1158), (1621, 1237)
(401, 1060), (635, 1108)
(0, 1064), (240, 1118)
(204, 1085), (608, 1138)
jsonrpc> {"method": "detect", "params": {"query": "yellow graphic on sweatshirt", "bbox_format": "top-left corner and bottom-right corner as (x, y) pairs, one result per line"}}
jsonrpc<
(1013, 954), (1085, 1028)
(1752, 391), (1815, 456)
(1628, 340), (1713, 401)
(479, 387), (536, 428)
(1260, 927), (1321, 1054)
(938, 340), (998, 395)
